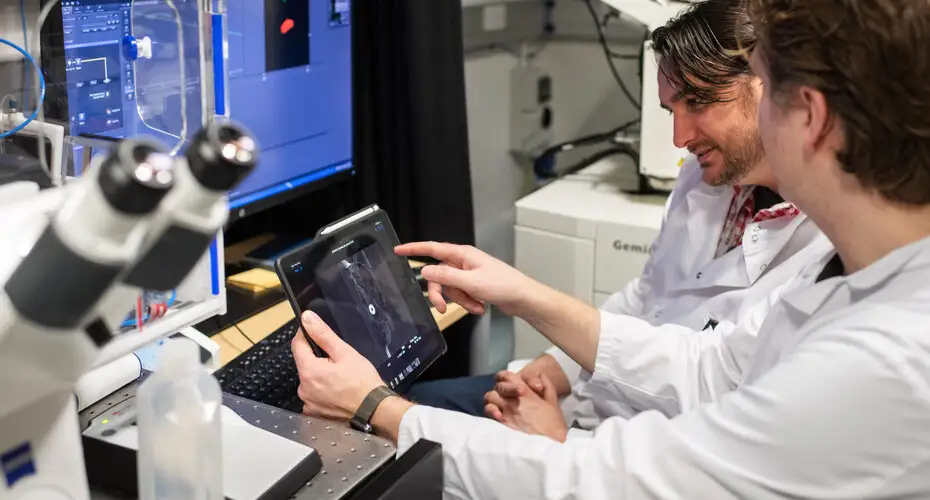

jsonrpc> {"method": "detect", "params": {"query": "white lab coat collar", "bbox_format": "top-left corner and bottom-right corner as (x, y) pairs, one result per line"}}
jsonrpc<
(783, 235), (930, 317)
(742, 213), (809, 283)
(678, 184), (809, 292)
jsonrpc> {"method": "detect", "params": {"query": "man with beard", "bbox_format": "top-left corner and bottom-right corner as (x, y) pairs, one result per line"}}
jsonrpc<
(401, 0), (833, 433)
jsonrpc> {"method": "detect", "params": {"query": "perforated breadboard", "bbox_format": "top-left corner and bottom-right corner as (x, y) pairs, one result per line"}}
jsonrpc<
(222, 394), (397, 499)
(82, 380), (396, 499)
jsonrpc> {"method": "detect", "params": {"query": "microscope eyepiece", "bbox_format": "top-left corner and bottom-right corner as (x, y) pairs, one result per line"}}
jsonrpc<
(185, 122), (258, 191)
(99, 139), (174, 215)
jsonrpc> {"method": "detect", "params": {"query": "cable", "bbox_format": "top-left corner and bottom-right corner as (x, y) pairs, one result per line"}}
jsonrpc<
(601, 11), (640, 60)
(234, 323), (255, 345)
(583, 0), (641, 110)
(533, 117), (640, 178)
(0, 38), (46, 139)
(20, 0), (29, 106)
(562, 144), (639, 178)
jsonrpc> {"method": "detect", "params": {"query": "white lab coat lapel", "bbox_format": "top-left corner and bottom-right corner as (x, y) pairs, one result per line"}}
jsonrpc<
(681, 182), (731, 273)
(676, 195), (809, 293)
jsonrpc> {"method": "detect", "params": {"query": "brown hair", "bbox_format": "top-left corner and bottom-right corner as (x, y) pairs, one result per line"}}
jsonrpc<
(748, 0), (930, 205)
(651, 0), (756, 104)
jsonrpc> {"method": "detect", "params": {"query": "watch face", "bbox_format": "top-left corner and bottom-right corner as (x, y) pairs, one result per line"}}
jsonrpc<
(351, 420), (374, 434)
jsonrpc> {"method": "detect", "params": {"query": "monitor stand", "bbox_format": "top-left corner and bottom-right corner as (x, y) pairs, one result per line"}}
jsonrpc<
(242, 235), (314, 270)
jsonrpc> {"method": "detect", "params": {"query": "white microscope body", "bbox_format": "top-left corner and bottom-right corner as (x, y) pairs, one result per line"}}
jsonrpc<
(0, 123), (257, 500)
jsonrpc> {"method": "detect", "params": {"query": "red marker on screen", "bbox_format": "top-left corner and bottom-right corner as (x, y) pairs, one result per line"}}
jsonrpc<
(280, 18), (295, 35)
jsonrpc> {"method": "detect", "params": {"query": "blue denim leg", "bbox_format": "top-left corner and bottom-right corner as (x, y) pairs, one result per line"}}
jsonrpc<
(403, 374), (497, 417)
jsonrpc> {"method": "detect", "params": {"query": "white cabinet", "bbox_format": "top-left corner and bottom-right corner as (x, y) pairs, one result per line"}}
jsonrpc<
(512, 160), (667, 360)
(513, 226), (595, 359)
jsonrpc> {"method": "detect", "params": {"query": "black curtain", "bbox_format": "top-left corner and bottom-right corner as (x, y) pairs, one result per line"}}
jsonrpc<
(354, 1), (478, 379)
(353, 0), (475, 247)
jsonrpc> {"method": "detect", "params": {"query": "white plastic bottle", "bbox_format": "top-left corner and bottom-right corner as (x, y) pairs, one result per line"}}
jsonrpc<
(137, 337), (223, 500)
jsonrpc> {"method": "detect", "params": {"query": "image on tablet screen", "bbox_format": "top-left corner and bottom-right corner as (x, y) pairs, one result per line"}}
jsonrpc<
(315, 243), (418, 365)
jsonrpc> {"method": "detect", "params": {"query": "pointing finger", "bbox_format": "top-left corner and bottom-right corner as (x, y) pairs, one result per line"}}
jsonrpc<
(395, 241), (469, 267)
(420, 265), (472, 293)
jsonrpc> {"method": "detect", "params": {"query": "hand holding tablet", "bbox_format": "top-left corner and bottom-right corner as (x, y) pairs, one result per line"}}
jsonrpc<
(275, 205), (447, 392)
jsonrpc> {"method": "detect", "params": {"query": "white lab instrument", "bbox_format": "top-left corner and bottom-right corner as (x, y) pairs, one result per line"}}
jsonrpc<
(602, 0), (692, 188)
(513, 158), (667, 359)
(509, 63), (554, 160)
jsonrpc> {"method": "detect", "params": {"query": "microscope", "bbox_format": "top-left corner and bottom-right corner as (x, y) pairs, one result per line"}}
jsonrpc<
(0, 121), (256, 499)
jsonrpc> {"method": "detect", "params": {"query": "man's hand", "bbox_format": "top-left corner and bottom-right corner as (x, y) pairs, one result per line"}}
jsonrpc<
(499, 354), (572, 398)
(291, 311), (385, 421)
(395, 242), (541, 317)
(397, 241), (602, 373)
(484, 372), (568, 442)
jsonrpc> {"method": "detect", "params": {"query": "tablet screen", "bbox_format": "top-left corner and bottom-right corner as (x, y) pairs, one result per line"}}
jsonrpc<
(315, 243), (418, 365)
(278, 211), (445, 392)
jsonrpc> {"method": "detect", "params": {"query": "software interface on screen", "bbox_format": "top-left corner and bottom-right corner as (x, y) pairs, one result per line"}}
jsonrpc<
(289, 243), (431, 390)
(61, 0), (353, 206)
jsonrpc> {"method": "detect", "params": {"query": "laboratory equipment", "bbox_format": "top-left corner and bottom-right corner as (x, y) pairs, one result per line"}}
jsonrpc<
(513, 158), (666, 358)
(82, 376), (324, 500)
(602, 0), (692, 189)
(513, 0), (691, 356)
(31, 0), (245, 358)
(0, 117), (256, 498)
(509, 63), (554, 161)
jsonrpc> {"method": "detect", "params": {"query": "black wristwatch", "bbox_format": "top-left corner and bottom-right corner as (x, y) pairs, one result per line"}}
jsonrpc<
(350, 386), (397, 433)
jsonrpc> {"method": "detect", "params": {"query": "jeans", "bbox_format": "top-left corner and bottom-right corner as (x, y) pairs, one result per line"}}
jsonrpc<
(403, 374), (496, 417)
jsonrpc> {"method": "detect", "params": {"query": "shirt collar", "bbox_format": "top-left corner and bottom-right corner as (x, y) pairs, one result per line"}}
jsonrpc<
(846, 235), (930, 291)
(783, 235), (930, 317)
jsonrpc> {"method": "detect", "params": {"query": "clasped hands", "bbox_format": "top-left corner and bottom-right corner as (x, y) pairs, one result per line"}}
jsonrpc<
(483, 368), (569, 443)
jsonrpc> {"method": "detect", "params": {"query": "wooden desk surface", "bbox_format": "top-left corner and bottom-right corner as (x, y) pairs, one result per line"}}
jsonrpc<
(214, 300), (469, 367)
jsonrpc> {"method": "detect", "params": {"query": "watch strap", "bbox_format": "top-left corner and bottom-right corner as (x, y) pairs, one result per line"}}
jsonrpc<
(350, 386), (396, 433)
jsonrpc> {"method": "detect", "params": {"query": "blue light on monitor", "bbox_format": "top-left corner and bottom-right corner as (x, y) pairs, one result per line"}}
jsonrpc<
(229, 159), (353, 209)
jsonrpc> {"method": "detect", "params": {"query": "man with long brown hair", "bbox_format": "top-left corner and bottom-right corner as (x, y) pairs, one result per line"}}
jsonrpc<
(292, 0), (930, 497)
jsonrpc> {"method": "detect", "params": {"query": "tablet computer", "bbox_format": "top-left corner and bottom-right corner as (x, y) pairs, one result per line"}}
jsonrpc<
(275, 205), (446, 392)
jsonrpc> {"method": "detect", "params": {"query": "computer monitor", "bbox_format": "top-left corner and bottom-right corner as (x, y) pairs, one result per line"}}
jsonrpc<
(225, 0), (354, 217)
(53, 0), (354, 218)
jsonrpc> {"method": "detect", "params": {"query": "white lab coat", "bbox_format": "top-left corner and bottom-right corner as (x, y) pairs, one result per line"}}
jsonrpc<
(547, 158), (834, 425)
(397, 236), (930, 499)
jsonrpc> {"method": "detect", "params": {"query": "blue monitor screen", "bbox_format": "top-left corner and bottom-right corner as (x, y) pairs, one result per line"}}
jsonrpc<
(60, 0), (353, 211)
(225, 0), (353, 209)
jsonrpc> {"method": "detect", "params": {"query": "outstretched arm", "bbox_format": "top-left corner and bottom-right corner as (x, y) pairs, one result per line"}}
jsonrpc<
(395, 242), (603, 371)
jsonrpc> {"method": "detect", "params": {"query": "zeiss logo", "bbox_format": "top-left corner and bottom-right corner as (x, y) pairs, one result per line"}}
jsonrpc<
(613, 240), (652, 255)
(2, 443), (36, 488)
